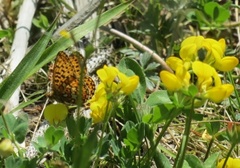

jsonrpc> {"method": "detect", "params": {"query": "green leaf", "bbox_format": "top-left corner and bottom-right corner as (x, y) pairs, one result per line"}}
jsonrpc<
(236, 113), (240, 121)
(142, 114), (153, 123)
(40, 13), (49, 29)
(121, 121), (135, 134)
(5, 156), (23, 168)
(0, 113), (17, 138)
(145, 62), (160, 71)
(204, 2), (218, 20)
(110, 139), (120, 156)
(203, 152), (220, 168)
(195, 10), (211, 27)
(66, 115), (78, 139)
(139, 52), (152, 68)
(146, 90), (172, 106)
(127, 127), (139, 145)
(44, 126), (64, 146)
(66, 115), (93, 140)
(192, 113), (204, 121)
(34, 136), (47, 150)
(118, 57), (146, 103)
(12, 113), (28, 143)
(32, 13), (49, 30)
(185, 154), (203, 168)
(124, 123), (145, 152)
(123, 139), (135, 151)
(205, 121), (220, 135)
(188, 85), (198, 97)
(152, 106), (169, 123)
(5, 155), (38, 168)
(9, 92), (45, 113)
(0, 29), (13, 39)
(77, 116), (92, 136)
(153, 152), (172, 168)
(142, 105), (172, 124)
(204, 2), (230, 23)
(182, 160), (191, 168)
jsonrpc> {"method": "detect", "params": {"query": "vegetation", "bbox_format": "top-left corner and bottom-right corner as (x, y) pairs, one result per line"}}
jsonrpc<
(0, 0), (240, 167)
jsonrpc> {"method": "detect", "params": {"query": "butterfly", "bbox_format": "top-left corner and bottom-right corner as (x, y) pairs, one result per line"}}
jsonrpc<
(49, 51), (95, 105)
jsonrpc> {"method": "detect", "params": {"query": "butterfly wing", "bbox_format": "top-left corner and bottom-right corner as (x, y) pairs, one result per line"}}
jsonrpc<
(83, 76), (96, 103)
(69, 52), (95, 104)
(52, 51), (78, 103)
(51, 51), (95, 105)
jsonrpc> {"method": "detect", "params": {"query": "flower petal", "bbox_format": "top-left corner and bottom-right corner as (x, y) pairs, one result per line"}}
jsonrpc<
(214, 56), (239, 72)
(166, 57), (184, 71)
(90, 96), (108, 123)
(97, 65), (119, 85)
(118, 72), (139, 95)
(204, 84), (234, 103)
(160, 71), (182, 91)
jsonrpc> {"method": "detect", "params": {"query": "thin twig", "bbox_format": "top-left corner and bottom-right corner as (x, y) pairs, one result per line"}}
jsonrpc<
(100, 26), (173, 73)
(31, 98), (49, 142)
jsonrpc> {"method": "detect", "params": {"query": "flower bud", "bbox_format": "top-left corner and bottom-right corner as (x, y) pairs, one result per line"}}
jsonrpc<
(0, 139), (14, 157)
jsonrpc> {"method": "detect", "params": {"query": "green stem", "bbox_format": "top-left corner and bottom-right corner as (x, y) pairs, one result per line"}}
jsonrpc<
(93, 100), (115, 168)
(204, 137), (214, 161)
(173, 108), (194, 168)
(222, 142), (237, 168)
(128, 95), (140, 122)
(227, 72), (240, 109)
(1, 113), (11, 136)
(141, 114), (174, 164)
(0, 113), (23, 157)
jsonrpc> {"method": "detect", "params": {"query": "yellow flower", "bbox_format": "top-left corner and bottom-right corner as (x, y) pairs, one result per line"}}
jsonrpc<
(89, 83), (106, 103)
(89, 83), (109, 124)
(192, 61), (216, 91)
(160, 65), (190, 91)
(180, 36), (205, 61)
(97, 65), (139, 95)
(180, 36), (228, 67)
(90, 96), (108, 124)
(59, 30), (71, 38)
(204, 38), (225, 64)
(217, 157), (240, 168)
(97, 65), (119, 87)
(44, 104), (68, 125)
(166, 56), (191, 71)
(192, 61), (234, 103)
(160, 71), (182, 91)
(160, 36), (238, 104)
(180, 36), (239, 71)
(90, 65), (139, 123)
(117, 72), (139, 95)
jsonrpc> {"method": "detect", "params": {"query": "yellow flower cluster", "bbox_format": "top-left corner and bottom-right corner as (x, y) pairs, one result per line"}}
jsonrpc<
(160, 36), (239, 103)
(89, 65), (139, 123)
